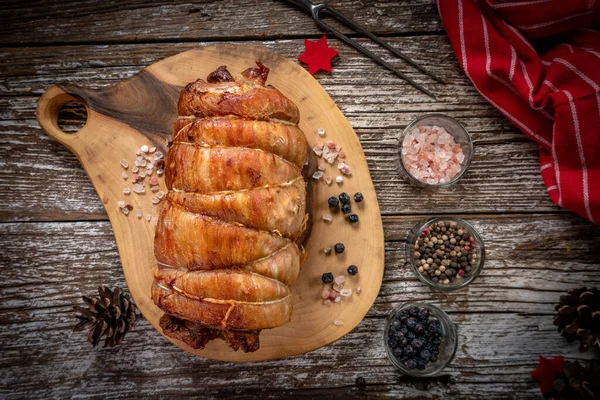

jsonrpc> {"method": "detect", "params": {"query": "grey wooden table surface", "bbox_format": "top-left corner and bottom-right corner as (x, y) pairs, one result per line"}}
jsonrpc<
(1, 1), (599, 398)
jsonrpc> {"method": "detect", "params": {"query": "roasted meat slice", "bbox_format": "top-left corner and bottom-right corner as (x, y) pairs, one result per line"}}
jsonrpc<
(166, 176), (306, 238)
(173, 116), (307, 168)
(165, 144), (300, 194)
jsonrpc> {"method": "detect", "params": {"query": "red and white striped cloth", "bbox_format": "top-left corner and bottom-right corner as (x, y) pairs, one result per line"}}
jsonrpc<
(436, 0), (600, 223)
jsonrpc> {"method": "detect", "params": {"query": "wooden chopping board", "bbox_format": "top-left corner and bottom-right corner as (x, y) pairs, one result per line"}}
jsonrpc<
(36, 44), (385, 362)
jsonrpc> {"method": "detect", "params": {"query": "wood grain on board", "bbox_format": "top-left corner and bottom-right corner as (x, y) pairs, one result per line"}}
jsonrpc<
(35, 44), (385, 361)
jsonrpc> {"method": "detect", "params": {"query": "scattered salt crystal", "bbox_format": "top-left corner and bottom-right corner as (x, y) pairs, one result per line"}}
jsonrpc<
(318, 163), (326, 171)
(356, 286), (362, 294)
(102, 195), (109, 204)
(121, 208), (129, 215)
(326, 141), (336, 149)
(136, 209), (143, 218)
(117, 201), (125, 208)
(322, 213), (332, 222)
(145, 169), (153, 176)
(133, 184), (145, 193)
(154, 151), (164, 160)
(304, 156), (309, 166)
(318, 128), (326, 136)
(334, 297), (342, 303)
(156, 169), (164, 176)
(147, 162), (154, 170)
(123, 188), (131, 195)
(334, 275), (345, 285)
(145, 215), (152, 222)
(151, 197), (160, 204)
(329, 291), (337, 300)
(141, 145), (149, 153)
(139, 172), (146, 178)
(131, 174), (140, 183)
(139, 159), (147, 167)
(333, 320), (344, 326)
(339, 151), (346, 159)
(121, 172), (128, 180)
(336, 176), (344, 183)
(312, 171), (323, 180)
(338, 162), (352, 175)
(149, 147), (156, 153)
(120, 159), (129, 169)
(136, 149), (141, 156)
(132, 166), (139, 173)
(323, 247), (332, 255)
(312, 146), (323, 157)
(333, 284), (343, 292)
(151, 186), (160, 193)
(323, 299), (332, 306)
(321, 289), (330, 299)
(335, 143), (342, 152)
(325, 177), (333, 185)
(148, 177), (159, 186)
(151, 216), (158, 225)
(340, 289), (352, 297)
(317, 142), (324, 149)
(157, 191), (165, 199)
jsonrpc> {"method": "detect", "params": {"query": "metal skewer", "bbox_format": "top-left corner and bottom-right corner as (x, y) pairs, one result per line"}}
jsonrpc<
(286, 0), (441, 99)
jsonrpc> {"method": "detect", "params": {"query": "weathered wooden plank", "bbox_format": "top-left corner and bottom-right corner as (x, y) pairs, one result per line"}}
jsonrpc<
(0, 38), (560, 221)
(0, 0), (442, 45)
(1, 215), (598, 398)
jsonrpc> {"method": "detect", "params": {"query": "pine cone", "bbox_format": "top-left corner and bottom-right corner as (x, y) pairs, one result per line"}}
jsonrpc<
(549, 360), (600, 400)
(73, 287), (138, 347)
(553, 287), (600, 351)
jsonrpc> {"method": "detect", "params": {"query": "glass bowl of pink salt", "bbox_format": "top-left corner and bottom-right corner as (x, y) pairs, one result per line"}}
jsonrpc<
(399, 114), (473, 188)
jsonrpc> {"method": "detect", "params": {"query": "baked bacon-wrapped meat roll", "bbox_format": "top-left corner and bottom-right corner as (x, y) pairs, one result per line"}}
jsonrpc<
(152, 62), (308, 352)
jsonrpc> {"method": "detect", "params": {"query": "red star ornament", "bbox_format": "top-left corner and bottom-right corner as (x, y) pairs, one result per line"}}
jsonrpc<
(298, 36), (339, 75)
(531, 355), (564, 394)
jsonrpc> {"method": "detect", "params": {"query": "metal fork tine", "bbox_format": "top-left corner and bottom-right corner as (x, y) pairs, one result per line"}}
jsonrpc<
(315, 18), (437, 99)
(322, 6), (445, 84)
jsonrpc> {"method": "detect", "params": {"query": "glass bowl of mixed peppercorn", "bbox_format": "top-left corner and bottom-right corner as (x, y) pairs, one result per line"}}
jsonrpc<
(406, 217), (485, 291)
(385, 303), (458, 376)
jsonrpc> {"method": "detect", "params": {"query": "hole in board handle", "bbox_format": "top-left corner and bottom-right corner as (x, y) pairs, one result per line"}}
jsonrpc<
(57, 99), (88, 134)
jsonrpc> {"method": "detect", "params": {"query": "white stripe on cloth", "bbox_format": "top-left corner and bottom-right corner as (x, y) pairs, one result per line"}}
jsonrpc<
(520, 60), (554, 120)
(502, 20), (536, 53)
(547, 185), (558, 191)
(564, 90), (594, 222)
(518, 11), (595, 31)
(488, 0), (552, 8)
(582, 48), (600, 59)
(541, 163), (552, 171)
(543, 80), (563, 206)
(509, 47), (517, 81)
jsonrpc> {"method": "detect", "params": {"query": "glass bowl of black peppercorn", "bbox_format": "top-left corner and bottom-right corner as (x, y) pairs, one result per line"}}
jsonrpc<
(406, 217), (485, 291)
(385, 303), (458, 377)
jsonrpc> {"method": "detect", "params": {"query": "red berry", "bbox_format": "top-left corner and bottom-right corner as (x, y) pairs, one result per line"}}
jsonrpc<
(424, 228), (430, 235)
(464, 245), (470, 251)
(458, 270), (465, 276)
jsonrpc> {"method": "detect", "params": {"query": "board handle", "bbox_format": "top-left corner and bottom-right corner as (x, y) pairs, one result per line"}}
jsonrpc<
(36, 84), (91, 143)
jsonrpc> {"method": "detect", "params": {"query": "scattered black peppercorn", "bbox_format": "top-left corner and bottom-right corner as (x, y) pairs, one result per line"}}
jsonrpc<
(348, 214), (359, 223)
(347, 265), (358, 275)
(328, 196), (339, 208)
(334, 243), (345, 254)
(339, 192), (350, 204)
(354, 192), (364, 202)
(321, 272), (334, 284)
(341, 203), (352, 214)
(387, 306), (444, 370)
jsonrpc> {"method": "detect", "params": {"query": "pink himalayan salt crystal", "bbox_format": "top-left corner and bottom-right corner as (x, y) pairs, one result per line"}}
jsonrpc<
(340, 289), (352, 297)
(356, 286), (362, 294)
(321, 289), (331, 299)
(401, 125), (465, 184)
(323, 299), (332, 305)
(334, 296), (342, 303)
(329, 291), (337, 300)
(334, 275), (346, 285)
